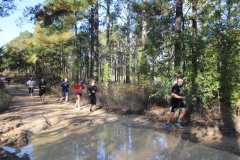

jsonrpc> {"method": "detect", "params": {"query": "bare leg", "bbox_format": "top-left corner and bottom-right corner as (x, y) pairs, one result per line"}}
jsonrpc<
(78, 96), (81, 107)
(90, 104), (93, 112)
(61, 96), (64, 101)
(75, 95), (80, 108)
(166, 112), (175, 124)
(177, 108), (187, 123)
(40, 96), (42, 102)
(42, 94), (45, 101)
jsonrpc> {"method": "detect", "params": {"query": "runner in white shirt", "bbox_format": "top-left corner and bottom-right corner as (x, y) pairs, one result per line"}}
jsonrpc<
(27, 77), (35, 96)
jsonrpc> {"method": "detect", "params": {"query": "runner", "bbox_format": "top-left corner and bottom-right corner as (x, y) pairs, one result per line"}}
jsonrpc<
(73, 80), (85, 109)
(165, 77), (187, 130)
(60, 78), (70, 102)
(38, 78), (46, 102)
(6, 76), (11, 85)
(26, 77), (35, 96)
(87, 80), (97, 112)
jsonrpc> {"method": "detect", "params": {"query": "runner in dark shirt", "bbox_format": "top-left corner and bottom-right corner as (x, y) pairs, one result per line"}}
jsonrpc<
(88, 80), (97, 112)
(165, 78), (187, 130)
(38, 78), (46, 102)
(6, 76), (11, 85)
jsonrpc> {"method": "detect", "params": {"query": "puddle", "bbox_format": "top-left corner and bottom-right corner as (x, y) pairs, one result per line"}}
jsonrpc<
(1, 121), (239, 160)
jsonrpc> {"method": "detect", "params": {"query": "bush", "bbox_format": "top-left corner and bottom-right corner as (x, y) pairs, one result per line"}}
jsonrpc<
(0, 80), (10, 112)
(97, 83), (168, 113)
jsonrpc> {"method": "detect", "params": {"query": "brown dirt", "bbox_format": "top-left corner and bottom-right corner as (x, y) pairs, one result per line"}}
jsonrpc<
(0, 83), (240, 159)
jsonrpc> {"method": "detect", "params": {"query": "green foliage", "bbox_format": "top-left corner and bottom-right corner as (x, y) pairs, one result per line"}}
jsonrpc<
(2, 0), (240, 114)
(1, 31), (34, 71)
(0, 0), (15, 17)
(0, 80), (10, 112)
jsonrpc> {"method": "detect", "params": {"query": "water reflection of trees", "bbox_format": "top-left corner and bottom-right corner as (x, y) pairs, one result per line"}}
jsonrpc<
(31, 123), (239, 160)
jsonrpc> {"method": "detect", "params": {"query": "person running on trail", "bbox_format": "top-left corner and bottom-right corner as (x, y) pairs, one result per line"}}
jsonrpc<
(27, 77), (35, 96)
(87, 80), (97, 112)
(38, 78), (46, 102)
(165, 77), (187, 130)
(60, 78), (70, 102)
(73, 80), (85, 109)
(6, 76), (11, 85)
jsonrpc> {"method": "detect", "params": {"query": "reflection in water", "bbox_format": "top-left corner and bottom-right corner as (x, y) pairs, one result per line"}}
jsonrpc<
(27, 122), (240, 160)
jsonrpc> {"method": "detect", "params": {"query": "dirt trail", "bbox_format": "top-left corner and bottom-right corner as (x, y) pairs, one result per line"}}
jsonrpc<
(0, 83), (240, 159)
(0, 84), (122, 145)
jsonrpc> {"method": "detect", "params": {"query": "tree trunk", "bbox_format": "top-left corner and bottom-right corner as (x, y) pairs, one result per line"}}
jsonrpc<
(90, 5), (94, 79)
(191, 0), (197, 88)
(139, 0), (148, 85)
(73, 15), (79, 83)
(174, 0), (183, 70)
(105, 0), (111, 84)
(125, 0), (130, 83)
(94, 1), (99, 81)
(106, 0), (110, 47)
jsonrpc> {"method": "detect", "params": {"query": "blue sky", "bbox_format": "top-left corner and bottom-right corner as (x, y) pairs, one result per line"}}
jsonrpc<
(0, 0), (45, 47)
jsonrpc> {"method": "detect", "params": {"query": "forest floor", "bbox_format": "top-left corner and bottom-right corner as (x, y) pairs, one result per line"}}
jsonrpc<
(0, 81), (240, 159)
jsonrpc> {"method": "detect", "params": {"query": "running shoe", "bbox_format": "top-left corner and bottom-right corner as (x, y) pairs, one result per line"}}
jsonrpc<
(175, 122), (184, 129)
(165, 124), (172, 130)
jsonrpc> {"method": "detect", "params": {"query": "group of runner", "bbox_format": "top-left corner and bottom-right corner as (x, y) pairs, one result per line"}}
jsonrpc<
(26, 76), (187, 129)
(26, 77), (97, 112)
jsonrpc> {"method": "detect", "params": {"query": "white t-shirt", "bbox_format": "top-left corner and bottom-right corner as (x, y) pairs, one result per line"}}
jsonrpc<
(27, 80), (35, 88)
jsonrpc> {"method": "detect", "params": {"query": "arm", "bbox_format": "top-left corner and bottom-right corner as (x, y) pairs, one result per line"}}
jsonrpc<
(87, 87), (91, 95)
(171, 93), (185, 99)
(95, 86), (97, 92)
(42, 82), (46, 88)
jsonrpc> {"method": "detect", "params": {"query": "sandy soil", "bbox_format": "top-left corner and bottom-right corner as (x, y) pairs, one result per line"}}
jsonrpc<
(0, 83), (239, 159)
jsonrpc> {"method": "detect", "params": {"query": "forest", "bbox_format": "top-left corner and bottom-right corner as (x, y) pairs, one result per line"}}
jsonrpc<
(0, 0), (239, 126)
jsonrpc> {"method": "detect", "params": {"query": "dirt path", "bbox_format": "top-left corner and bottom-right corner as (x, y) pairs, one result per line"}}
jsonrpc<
(0, 83), (240, 159)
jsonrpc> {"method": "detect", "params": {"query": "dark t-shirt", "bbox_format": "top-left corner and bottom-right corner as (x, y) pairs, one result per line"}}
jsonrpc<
(88, 85), (97, 96)
(170, 83), (184, 105)
(6, 77), (11, 81)
(61, 81), (70, 92)
(38, 81), (46, 90)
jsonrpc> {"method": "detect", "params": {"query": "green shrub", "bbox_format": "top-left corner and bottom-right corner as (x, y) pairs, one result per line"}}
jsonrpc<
(0, 80), (10, 112)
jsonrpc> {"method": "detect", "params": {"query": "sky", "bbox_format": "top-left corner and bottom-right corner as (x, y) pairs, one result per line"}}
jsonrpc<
(0, 0), (45, 47)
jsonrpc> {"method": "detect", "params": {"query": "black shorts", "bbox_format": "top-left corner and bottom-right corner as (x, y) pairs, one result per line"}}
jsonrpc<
(39, 89), (46, 96)
(169, 101), (186, 112)
(89, 96), (96, 105)
(28, 87), (34, 93)
(75, 92), (82, 96)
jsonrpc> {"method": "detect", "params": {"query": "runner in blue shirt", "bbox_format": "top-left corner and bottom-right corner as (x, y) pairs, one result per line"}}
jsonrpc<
(60, 78), (70, 102)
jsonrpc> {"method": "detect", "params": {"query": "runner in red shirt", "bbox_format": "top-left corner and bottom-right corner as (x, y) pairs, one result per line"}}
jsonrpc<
(73, 80), (85, 109)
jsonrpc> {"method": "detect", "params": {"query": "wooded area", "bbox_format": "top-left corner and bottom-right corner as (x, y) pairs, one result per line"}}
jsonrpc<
(0, 0), (239, 116)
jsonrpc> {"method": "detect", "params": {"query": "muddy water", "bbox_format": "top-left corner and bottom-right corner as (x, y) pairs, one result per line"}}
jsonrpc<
(2, 121), (240, 160)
